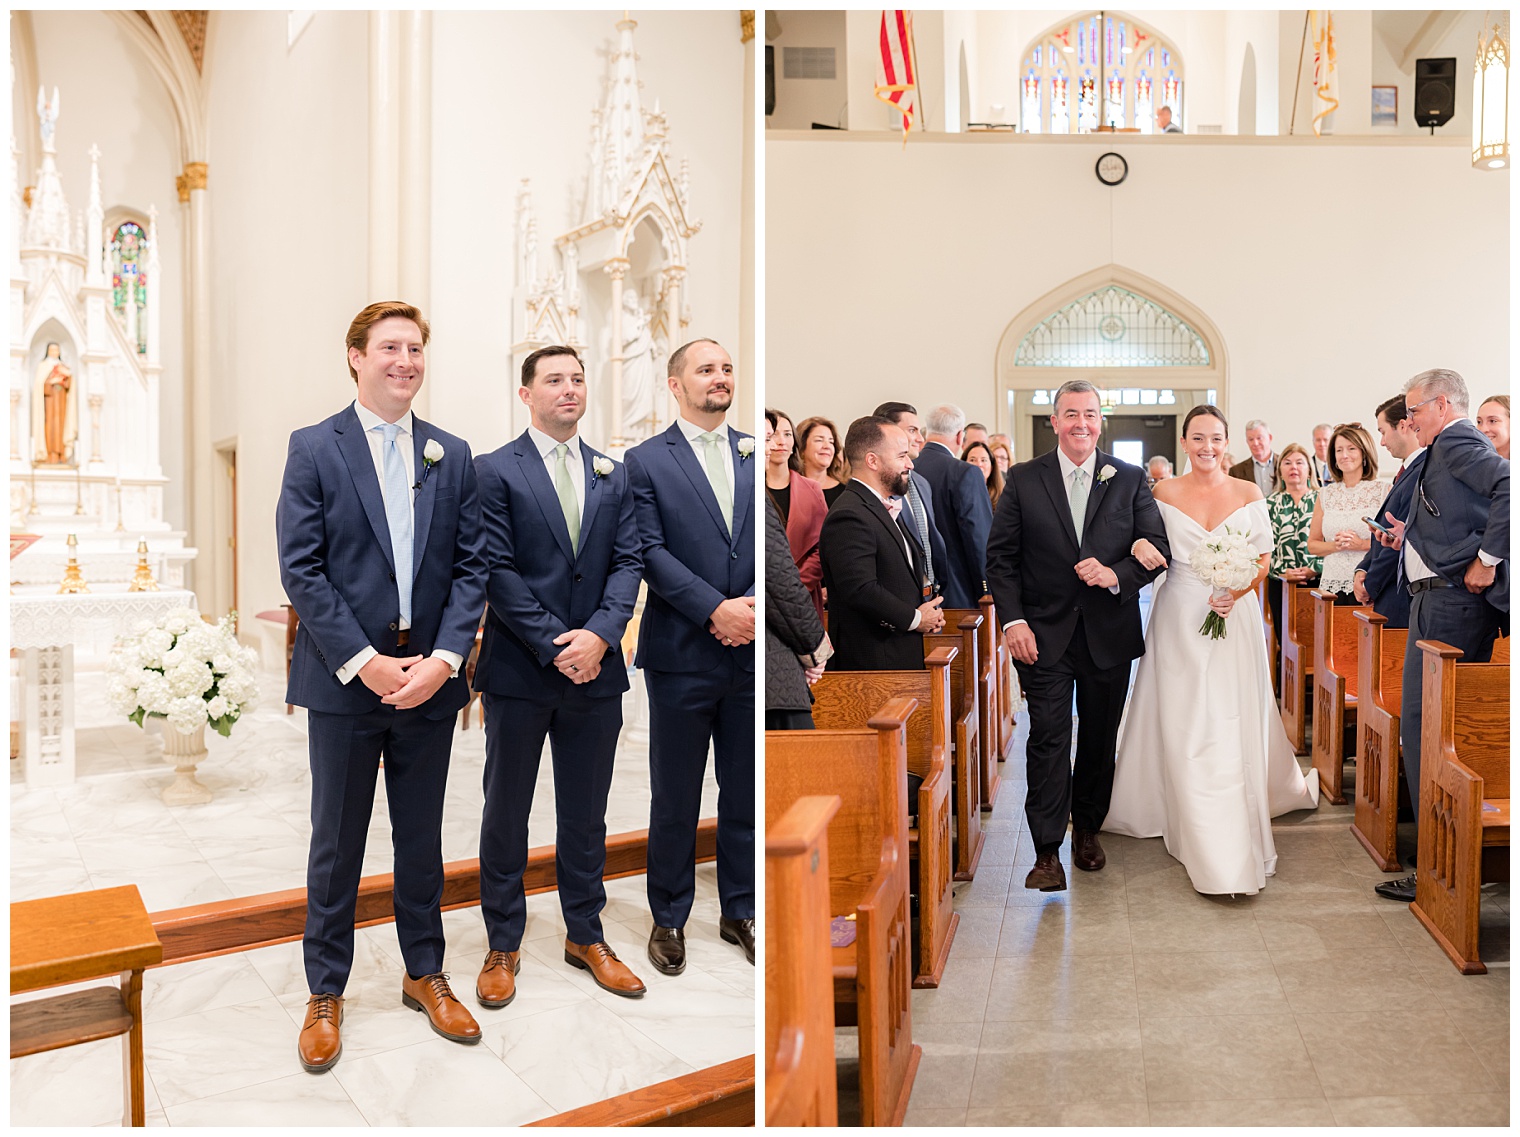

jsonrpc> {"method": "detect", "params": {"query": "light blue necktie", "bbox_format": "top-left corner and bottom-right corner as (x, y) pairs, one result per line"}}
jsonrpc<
(1070, 468), (1089, 545)
(379, 422), (413, 625)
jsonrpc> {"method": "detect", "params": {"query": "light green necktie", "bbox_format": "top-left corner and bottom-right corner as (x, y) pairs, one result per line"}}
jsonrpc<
(554, 443), (580, 556)
(1070, 468), (1089, 544)
(700, 431), (733, 534)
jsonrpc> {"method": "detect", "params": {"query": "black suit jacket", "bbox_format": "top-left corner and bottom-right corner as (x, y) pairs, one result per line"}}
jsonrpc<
(819, 480), (926, 671)
(986, 450), (1169, 671)
(912, 441), (992, 608)
(1405, 418), (1509, 613)
(1353, 449), (1426, 627)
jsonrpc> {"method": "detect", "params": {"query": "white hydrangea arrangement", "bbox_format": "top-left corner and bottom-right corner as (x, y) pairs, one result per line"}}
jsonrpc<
(107, 607), (260, 737)
(1190, 528), (1261, 639)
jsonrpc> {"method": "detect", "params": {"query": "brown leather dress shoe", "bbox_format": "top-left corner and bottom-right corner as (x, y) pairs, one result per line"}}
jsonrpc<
(298, 992), (343, 1073)
(476, 949), (521, 1009)
(1073, 830), (1107, 872)
(401, 973), (481, 1043)
(564, 939), (646, 998)
(647, 925), (686, 975)
(1024, 851), (1068, 892)
(719, 916), (756, 964)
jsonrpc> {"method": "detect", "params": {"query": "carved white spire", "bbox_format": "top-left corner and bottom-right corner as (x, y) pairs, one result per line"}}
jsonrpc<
(146, 205), (160, 365)
(9, 135), (21, 273)
(25, 84), (71, 249)
(515, 179), (536, 288)
(586, 15), (647, 220)
(86, 143), (105, 285)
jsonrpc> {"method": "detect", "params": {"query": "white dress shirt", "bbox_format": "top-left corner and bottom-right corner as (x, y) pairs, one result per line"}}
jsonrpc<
(336, 399), (464, 685)
(527, 424), (586, 508)
(675, 415), (735, 511)
(851, 478), (923, 630)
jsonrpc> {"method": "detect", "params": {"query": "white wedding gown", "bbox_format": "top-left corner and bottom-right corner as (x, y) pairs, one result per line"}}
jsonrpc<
(1105, 499), (1319, 895)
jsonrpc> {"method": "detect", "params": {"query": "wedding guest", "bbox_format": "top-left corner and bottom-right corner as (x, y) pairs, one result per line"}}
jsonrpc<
(874, 400), (949, 603)
(765, 408), (826, 620)
(1156, 105), (1183, 133)
(1307, 422), (1386, 604)
(961, 439), (1004, 511)
(1351, 394), (1424, 627)
(916, 403), (994, 608)
(1228, 419), (1276, 497)
(1477, 394), (1510, 459)
(1311, 423), (1334, 485)
(989, 432), (1014, 475)
(277, 301), (488, 1070)
(964, 422), (990, 446)
(792, 415), (850, 508)
(1146, 455), (1172, 486)
(1266, 443), (1322, 650)
(765, 497), (830, 730)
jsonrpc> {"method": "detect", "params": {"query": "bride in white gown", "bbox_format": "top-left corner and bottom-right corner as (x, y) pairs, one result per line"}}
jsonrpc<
(1106, 405), (1319, 895)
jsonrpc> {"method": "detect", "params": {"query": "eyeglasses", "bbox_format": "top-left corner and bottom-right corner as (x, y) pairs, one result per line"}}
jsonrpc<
(1418, 480), (1440, 518)
(1405, 395), (1442, 415)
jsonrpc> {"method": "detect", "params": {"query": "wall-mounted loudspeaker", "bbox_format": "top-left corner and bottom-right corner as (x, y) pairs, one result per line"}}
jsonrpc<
(1414, 57), (1456, 131)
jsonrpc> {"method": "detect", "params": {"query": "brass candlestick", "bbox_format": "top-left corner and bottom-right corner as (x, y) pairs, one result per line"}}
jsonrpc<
(114, 479), (126, 532)
(74, 463), (85, 516)
(128, 537), (158, 592)
(58, 533), (89, 594)
(27, 465), (38, 517)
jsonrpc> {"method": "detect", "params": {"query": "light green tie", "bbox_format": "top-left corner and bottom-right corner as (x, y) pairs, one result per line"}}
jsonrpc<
(554, 443), (580, 556)
(700, 431), (733, 534)
(1070, 468), (1089, 544)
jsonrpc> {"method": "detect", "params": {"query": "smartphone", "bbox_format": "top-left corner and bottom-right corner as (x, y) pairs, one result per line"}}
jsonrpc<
(1362, 515), (1394, 537)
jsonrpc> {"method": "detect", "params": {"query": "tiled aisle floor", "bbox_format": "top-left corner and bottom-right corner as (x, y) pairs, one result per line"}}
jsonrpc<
(836, 716), (1510, 1127)
(11, 667), (754, 1126)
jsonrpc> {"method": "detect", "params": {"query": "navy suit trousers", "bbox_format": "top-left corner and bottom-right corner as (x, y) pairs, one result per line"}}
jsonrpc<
(479, 689), (622, 950)
(304, 705), (454, 994)
(645, 658), (755, 926)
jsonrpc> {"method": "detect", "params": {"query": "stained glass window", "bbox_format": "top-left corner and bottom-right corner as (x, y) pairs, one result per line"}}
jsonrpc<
(1014, 286), (1210, 368)
(1019, 12), (1183, 134)
(110, 221), (148, 355)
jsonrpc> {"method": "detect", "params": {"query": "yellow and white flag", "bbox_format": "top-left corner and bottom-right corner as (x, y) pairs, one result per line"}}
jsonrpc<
(1310, 10), (1338, 136)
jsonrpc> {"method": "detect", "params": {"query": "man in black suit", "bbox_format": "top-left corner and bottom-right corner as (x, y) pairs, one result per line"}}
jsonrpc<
(1352, 394), (1425, 627)
(914, 404), (993, 609)
(986, 379), (1169, 892)
(819, 416), (946, 671)
(1369, 369), (1508, 902)
(873, 401), (949, 602)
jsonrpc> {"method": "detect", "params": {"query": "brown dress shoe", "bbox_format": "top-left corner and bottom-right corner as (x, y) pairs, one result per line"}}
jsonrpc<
(647, 925), (686, 975)
(1024, 851), (1068, 892)
(719, 916), (756, 964)
(1073, 830), (1107, 872)
(298, 992), (343, 1073)
(564, 939), (646, 998)
(476, 950), (521, 1009)
(401, 973), (481, 1043)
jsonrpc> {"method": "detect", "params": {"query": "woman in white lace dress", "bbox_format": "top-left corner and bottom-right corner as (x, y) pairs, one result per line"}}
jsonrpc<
(1307, 422), (1388, 602)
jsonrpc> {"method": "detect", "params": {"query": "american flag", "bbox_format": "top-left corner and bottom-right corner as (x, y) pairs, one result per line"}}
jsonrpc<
(874, 10), (918, 143)
(1310, 10), (1339, 136)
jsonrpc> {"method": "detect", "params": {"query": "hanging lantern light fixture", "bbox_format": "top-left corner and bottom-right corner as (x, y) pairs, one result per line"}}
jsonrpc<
(1472, 12), (1509, 169)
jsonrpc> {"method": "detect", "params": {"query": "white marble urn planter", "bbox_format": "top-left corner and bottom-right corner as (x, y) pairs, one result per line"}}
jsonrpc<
(161, 723), (214, 806)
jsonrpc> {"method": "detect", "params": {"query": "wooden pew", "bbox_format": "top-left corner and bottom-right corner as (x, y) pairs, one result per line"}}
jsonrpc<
(1256, 576), (1279, 698)
(1277, 576), (1316, 755)
(1351, 611), (1409, 870)
(1409, 639), (1510, 975)
(981, 595), (1018, 768)
(766, 701), (921, 1127)
(528, 1056), (755, 1126)
(1309, 590), (1370, 804)
(924, 614), (987, 879)
(811, 651), (958, 988)
(765, 796), (841, 1127)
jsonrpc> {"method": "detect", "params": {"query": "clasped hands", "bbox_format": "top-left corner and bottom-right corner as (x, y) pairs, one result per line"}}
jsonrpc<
(553, 628), (609, 684)
(360, 654), (452, 709)
(709, 596), (756, 647)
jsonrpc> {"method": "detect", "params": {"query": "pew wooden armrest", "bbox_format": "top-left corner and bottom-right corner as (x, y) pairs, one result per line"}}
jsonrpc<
(1310, 590), (1369, 804)
(1351, 610), (1409, 871)
(1277, 576), (1316, 755)
(925, 618), (988, 880)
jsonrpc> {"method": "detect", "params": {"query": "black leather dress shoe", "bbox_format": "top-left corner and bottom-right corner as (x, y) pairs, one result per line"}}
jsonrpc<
(1374, 874), (1417, 902)
(1073, 830), (1106, 872)
(719, 916), (755, 964)
(647, 925), (686, 975)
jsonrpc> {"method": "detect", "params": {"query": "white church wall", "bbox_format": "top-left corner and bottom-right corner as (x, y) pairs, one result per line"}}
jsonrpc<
(766, 10), (850, 131)
(765, 132), (1508, 466)
(23, 11), (188, 535)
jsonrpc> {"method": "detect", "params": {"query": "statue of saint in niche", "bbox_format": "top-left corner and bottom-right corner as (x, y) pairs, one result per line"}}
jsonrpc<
(620, 288), (657, 440)
(32, 342), (77, 465)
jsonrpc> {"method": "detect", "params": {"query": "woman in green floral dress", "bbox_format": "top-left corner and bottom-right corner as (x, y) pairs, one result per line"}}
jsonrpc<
(1265, 443), (1322, 666)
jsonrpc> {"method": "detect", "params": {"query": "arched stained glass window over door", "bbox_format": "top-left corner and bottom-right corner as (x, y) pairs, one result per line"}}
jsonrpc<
(110, 221), (149, 356)
(1014, 285), (1210, 367)
(1019, 12), (1183, 134)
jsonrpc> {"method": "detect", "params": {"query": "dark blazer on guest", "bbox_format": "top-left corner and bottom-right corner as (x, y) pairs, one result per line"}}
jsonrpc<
(277, 404), (487, 718)
(987, 450), (1168, 671)
(471, 431), (642, 702)
(1353, 448), (1426, 627)
(1404, 417), (1509, 612)
(1229, 454), (1274, 489)
(911, 440), (993, 609)
(819, 479), (927, 672)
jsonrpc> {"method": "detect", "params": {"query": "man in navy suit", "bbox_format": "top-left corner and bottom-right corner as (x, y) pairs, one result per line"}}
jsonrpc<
(873, 401), (950, 600)
(624, 339), (756, 974)
(1369, 369), (1508, 902)
(1352, 394), (1425, 627)
(913, 403), (994, 609)
(471, 345), (646, 1005)
(277, 302), (488, 1072)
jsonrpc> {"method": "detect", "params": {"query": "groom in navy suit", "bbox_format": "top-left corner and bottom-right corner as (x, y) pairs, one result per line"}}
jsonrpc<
(277, 302), (488, 1072)
(625, 339), (756, 974)
(472, 345), (647, 1004)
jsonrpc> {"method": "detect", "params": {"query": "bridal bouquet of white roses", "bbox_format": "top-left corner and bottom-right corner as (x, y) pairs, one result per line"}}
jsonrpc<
(1190, 528), (1259, 640)
(107, 608), (260, 737)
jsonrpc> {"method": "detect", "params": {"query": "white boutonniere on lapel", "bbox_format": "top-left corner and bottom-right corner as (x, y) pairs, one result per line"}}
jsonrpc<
(1097, 464), (1117, 485)
(591, 455), (615, 486)
(737, 438), (755, 460)
(413, 439), (445, 491)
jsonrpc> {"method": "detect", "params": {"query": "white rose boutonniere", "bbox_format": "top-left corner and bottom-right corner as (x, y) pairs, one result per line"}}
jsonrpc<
(415, 439), (445, 490)
(591, 455), (615, 485)
(1097, 463), (1117, 484)
(737, 437), (755, 460)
